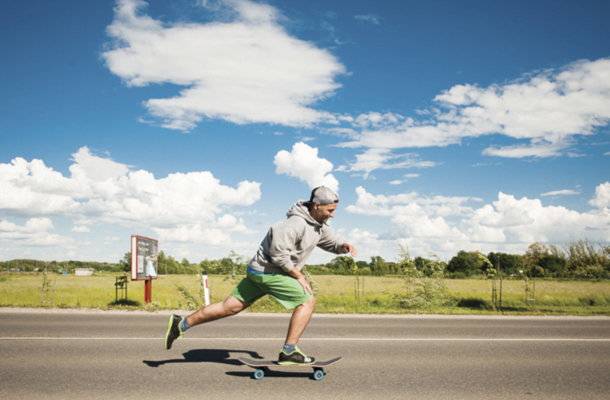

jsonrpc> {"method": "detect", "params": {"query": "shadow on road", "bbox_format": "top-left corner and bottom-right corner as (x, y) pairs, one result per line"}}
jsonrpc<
(143, 349), (262, 368)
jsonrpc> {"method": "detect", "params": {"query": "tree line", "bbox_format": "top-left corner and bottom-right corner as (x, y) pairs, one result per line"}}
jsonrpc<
(310, 240), (610, 279)
(2, 240), (608, 279)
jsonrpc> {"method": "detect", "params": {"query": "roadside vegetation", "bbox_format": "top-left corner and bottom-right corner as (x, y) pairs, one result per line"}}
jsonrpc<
(1, 240), (609, 315)
(1, 272), (609, 315)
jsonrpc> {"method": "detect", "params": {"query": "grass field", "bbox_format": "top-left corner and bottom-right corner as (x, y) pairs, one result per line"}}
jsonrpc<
(1, 273), (610, 315)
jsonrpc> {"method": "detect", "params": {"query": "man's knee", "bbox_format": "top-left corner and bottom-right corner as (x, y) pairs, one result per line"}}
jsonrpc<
(303, 295), (316, 308)
(223, 296), (249, 316)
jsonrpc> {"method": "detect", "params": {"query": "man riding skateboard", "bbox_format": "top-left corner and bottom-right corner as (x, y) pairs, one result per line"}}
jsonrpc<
(165, 186), (357, 365)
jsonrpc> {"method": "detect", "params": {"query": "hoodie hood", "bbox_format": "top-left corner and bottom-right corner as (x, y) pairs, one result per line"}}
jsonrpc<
(286, 200), (324, 226)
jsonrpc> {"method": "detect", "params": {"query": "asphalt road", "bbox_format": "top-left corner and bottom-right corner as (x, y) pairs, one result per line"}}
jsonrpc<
(1, 309), (609, 399)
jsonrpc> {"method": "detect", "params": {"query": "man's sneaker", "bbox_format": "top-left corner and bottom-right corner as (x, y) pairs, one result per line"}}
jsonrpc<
(278, 346), (316, 365)
(165, 314), (184, 350)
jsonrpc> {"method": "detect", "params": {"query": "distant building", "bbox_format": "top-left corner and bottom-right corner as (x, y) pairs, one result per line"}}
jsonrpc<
(75, 268), (93, 276)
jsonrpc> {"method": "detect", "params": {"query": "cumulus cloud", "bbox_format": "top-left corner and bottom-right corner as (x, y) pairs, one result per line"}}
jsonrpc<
(338, 58), (610, 162)
(0, 218), (72, 247)
(346, 185), (610, 259)
(102, 0), (345, 130)
(0, 147), (262, 247)
(274, 142), (339, 191)
(590, 182), (610, 208)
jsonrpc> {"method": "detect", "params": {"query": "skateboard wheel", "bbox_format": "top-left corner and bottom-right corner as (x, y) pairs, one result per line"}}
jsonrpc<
(254, 369), (265, 380)
(313, 370), (324, 381)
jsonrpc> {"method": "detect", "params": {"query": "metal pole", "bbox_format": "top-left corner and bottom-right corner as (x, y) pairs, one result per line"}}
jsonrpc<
(41, 274), (46, 304)
(533, 277), (536, 307)
(51, 276), (57, 304)
(499, 275), (503, 310)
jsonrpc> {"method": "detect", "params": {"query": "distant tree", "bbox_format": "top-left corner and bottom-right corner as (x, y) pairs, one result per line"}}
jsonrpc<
(370, 256), (389, 276)
(119, 252), (131, 272)
(539, 254), (567, 277)
(563, 240), (610, 277)
(487, 252), (522, 275)
(447, 251), (477, 277)
(524, 242), (549, 267)
(326, 256), (356, 275)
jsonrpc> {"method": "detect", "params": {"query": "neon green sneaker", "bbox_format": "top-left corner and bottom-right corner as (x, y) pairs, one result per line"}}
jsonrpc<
(165, 314), (185, 350)
(278, 346), (316, 365)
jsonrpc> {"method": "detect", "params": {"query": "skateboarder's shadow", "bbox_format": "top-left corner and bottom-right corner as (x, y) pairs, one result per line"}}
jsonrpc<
(143, 349), (262, 368)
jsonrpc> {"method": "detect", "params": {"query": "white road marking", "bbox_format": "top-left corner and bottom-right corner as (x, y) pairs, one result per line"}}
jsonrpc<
(1, 337), (609, 341)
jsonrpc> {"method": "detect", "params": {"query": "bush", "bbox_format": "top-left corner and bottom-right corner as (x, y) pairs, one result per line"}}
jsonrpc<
(578, 295), (610, 307)
(394, 248), (457, 311)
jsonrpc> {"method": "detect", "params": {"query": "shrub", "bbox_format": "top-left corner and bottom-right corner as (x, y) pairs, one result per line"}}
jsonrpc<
(394, 247), (457, 311)
(451, 272), (466, 280)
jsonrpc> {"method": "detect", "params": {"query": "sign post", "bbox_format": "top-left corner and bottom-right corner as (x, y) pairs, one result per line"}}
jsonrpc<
(144, 279), (152, 304)
(130, 235), (158, 304)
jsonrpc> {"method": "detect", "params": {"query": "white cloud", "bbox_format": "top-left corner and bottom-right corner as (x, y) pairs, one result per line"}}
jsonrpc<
(0, 147), (262, 247)
(102, 0), (345, 130)
(346, 185), (610, 259)
(337, 148), (438, 179)
(0, 158), (81, 217)
(590, 182), (610, 208)
(348, 227), (379, 244)
(338, 58), (610, 160)
(71, 226), (90, 233)
(346, 228), (385, 260)
(0, 218), (72, 247)
(354, 14), (382, 25)
(353, 112), (403, 128)
(540, 189), (580, 197)
(274, 142), (339, 191)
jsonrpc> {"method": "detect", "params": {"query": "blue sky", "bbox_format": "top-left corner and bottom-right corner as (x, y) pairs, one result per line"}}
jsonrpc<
(1, 0), (609, 265)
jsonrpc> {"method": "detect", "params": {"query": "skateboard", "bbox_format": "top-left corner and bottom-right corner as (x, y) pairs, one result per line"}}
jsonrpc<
(238, 357), (343, 381)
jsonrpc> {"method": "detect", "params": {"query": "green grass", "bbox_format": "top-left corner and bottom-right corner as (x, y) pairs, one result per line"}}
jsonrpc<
(1, 273), (610, 315)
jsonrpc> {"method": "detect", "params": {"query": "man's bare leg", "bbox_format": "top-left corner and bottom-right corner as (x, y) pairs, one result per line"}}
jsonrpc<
(166, 295), (249, 350)
(187, 295), (250, 327)
(285, 295), (316, 344)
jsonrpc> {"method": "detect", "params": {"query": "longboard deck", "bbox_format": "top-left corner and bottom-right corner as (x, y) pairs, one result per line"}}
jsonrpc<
(238, 357), (343, 380)
(238, 356), (343, 368)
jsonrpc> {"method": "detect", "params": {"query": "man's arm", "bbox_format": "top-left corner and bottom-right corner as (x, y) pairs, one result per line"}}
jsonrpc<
(287, 266), (313, 295)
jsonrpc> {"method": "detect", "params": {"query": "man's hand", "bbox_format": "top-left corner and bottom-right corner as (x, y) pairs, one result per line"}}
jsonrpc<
(341, 243), (358, 257)
(287, 267), (313, 295)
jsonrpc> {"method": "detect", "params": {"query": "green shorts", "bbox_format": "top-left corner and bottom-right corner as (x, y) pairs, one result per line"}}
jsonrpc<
(231, 273), (313, 310)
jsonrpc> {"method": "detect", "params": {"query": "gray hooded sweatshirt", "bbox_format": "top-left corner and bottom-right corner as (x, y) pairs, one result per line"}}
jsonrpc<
(248, 201), (346, 274)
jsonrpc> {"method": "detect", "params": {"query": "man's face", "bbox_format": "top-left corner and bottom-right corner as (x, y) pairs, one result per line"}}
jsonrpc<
(311, 200), (338, 224)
